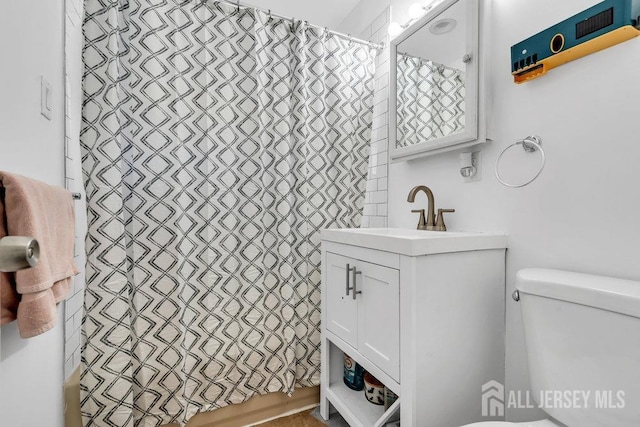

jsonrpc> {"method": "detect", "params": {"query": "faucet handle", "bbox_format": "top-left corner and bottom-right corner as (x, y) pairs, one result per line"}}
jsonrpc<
(434, 209), (455, 231)
(411, 209), (428, 230)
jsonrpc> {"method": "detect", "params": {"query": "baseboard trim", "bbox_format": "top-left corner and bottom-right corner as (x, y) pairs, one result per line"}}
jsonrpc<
(64, 367), (320, 427)
(185, 386), (320, 427)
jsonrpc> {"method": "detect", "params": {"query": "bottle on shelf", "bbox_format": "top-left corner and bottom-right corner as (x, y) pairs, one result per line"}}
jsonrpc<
(343, 354), (364, 391)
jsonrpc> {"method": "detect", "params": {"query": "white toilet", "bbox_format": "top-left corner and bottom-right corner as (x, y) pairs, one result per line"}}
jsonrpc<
(464, 268), (640, 427)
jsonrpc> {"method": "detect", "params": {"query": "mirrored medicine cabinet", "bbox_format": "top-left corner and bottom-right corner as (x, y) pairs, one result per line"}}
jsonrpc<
(389, 0), (489, 162)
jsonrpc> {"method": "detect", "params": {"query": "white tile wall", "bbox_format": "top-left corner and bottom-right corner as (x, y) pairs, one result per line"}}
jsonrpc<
(64, 0), (86, 380)
(360, 7), (390, 229)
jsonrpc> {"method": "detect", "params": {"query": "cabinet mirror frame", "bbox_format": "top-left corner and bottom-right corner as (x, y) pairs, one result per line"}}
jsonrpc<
(390, 0), (483, 161)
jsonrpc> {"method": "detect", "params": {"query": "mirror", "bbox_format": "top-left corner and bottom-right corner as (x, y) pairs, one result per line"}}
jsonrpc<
(390, 0), (485, 161)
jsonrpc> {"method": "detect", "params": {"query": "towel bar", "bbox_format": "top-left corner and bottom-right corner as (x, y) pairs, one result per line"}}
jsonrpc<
(0, 236), (39, 272)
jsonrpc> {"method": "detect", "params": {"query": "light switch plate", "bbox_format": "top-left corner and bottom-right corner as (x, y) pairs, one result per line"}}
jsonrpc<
(41, 76), (52, 120)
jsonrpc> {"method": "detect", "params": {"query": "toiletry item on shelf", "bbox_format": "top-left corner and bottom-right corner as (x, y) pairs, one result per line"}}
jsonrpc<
(384, 386), (398, 410)
(343, 354), (364, 391)
(364, 371), (385, 405)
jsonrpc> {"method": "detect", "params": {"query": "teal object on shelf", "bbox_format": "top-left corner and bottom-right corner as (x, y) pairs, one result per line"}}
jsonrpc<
(511, 0), (640, 83)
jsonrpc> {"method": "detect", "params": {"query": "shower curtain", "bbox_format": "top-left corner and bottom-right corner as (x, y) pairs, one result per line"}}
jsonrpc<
(396, 54), (465, 147)
(79, 1), (375, 426)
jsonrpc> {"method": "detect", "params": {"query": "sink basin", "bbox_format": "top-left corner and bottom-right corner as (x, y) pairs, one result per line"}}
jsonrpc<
(321, 228), (508, 256)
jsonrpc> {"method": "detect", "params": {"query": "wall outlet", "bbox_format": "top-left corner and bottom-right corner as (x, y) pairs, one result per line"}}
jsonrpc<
(41, 76), (52, 120)
(462, 151), (482, 183)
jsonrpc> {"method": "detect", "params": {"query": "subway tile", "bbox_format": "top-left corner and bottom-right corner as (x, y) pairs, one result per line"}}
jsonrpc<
(65, 137), (71, 158)
(371, 8), (390, 34)
(372, 109), (388, 124)
(363, 204), (377, 216)
(369, 216), (386, 228)
(65, 318), (74, 340)
(377, 177), (388, 191)
(369, 148), (379, 167)
(374, 29), (391, 45)
(65, 330), (80, 358)
(363, 191), (373, 204)
(376, 113), (389, 127)
(366, 178), (377, 193)
(371, 140), (387, 157)
(65, 93), (71, 118)
(358, 25), (372, 40)
(377, 203), (388, 216)
(373, 125), (388, 142)
(66, 288), (83, 315)
(373, 89), (386, 106)
(74, 309), (83, 331)
(376, 59), (390, 75)
(369, 164), (387, 180)
(376, 72), (389, 89)
(369, 190), (387, 204)
(369, 139), (379, 155)
(360, 216), (370, 228)
(376, 151), (388, 166)
(372, 116), (387, 131)
(64, 357), (75, 380)
(369, 151), (383, 168)
(374, 91), (388, 107)
(372, 112), (388, 126)
(65, 157), (75, 180)
(373, 99), (388, 116)
(374, 85), (389, 99)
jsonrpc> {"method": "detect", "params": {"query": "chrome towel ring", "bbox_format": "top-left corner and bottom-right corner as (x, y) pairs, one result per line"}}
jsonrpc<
(495, 135), (545, 188)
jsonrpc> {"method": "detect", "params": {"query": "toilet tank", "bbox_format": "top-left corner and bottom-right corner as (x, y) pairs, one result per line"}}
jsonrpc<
(517, 268), (640, 427)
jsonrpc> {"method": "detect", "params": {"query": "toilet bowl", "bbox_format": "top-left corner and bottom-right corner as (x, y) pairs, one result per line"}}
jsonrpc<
(460, 268), (640, 427)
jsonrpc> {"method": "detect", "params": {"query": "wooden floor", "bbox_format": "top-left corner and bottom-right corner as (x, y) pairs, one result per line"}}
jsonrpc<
(255, 409), (328, 427)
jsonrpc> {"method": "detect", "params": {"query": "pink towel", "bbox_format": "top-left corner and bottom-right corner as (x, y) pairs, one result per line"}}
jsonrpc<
(0, 172), (79, 338)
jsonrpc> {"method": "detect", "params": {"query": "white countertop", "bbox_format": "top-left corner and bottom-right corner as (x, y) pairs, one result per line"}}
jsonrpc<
(321, 228), (508, 256)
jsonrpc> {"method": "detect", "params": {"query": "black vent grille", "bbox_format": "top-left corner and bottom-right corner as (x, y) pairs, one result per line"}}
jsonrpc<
(576, 7), (614, 39)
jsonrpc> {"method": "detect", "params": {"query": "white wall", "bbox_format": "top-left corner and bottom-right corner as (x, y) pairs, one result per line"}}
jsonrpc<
(0, 0), (66, 426)
(343, 0), (640, 422)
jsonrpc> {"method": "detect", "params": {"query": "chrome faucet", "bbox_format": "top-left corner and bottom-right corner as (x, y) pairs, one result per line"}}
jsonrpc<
(407, 185), (455, 231)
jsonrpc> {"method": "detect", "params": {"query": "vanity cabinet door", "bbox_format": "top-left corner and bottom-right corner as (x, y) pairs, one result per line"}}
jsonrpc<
(357, 261), (400, 381)
(325, 252), (358, 347)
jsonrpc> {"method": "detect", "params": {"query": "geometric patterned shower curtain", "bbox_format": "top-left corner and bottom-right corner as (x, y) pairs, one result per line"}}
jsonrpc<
(79, 1), (375, 426)
(396, 54), (465, 148)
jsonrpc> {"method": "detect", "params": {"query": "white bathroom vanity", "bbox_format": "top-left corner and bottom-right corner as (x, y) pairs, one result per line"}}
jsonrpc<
(320, 228), (508, 426)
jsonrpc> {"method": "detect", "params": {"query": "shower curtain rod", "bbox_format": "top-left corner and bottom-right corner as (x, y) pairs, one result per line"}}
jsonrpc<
(216, 0), (385, 51)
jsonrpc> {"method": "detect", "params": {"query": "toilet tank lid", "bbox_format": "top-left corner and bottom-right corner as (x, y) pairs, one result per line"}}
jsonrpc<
(516, 268), (640, 318)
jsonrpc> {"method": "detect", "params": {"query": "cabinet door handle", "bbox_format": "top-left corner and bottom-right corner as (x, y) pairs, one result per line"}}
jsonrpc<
(352, 267), (362, 300)
(345, 263), (354, 296)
